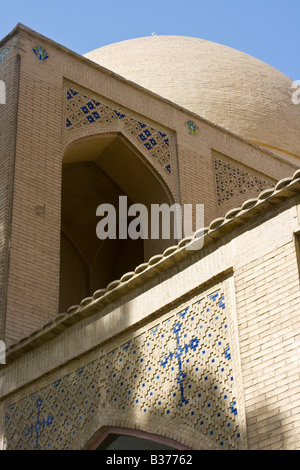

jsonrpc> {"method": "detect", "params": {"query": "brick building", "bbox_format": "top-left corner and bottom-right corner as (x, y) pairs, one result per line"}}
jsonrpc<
(0, 24), (300, 450)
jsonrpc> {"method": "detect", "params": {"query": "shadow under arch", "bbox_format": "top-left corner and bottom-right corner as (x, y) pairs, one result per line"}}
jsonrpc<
(59, 132), (178, 312)
(87, 427), (191, 450)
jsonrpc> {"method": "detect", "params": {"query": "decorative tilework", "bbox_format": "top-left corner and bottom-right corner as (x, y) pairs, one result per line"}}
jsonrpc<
(64, 85), (173, 176)
(4, 284), (243, 450)
(4, 361), (102, 450)
(32, 46), (49, 61)
(104, 287), (241, 448)
(0, 48), (9, 64)
(24, 398), (54, 450)
(185, 120), (199, 135)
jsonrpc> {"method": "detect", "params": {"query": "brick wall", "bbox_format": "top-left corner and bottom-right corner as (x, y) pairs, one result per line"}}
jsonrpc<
(234, 202), (300, 449)
(3, 26), (297, 345)
(0, 43), (19, 340)
(1, 189), (300, 449)
(4, 39), (63, 344)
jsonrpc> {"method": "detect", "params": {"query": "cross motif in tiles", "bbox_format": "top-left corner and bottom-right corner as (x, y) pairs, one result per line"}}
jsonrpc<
(24, 398), (53, 450)
(160, 321), (200, 407)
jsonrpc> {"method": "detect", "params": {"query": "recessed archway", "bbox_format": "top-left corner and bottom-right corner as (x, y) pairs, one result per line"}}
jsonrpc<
(59, 133), (177, 312)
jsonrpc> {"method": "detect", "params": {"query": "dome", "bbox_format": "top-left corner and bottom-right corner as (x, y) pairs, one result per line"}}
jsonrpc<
(84, 36), (300, 159)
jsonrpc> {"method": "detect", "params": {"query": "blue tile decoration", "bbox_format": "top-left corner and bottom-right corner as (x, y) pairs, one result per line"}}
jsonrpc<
(4, 285), (242, 450)
(32, 46), (49, 61)
(64, 85), (172, 176)
(24, 398), (53, 450)
(0, 48), (9, 63)
(185, 120), (199, 135)
(160, 322), (200, 407)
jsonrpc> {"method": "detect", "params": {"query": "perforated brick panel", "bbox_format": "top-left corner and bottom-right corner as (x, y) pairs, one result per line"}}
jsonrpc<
(4, 282), (245, 450)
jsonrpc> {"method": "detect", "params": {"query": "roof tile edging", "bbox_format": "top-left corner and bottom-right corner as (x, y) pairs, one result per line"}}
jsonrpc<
(4, 169), (300, 360)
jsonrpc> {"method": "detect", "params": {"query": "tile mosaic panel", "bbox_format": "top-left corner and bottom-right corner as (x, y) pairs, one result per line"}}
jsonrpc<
(64, 85), (173, 177)
(4, 283), (243, 450)
(32, 46), (49, 61)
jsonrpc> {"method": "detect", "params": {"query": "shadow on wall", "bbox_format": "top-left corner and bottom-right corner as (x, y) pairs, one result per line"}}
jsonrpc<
(83, 289), (246, 450)
(59, 133), (176, 313)
(3, 282), (292, 450)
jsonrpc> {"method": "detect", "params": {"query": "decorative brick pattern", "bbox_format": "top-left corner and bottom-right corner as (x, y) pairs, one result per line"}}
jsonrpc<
(105, 287), (241, 449)
(4, 283), (244, 450)
(4, 361), (102, 450)
(64, 85), (173, 177)
(213, 152), (275, 211)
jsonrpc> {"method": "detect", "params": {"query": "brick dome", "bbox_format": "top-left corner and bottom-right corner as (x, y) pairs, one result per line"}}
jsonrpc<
(84, 36), (300, 159)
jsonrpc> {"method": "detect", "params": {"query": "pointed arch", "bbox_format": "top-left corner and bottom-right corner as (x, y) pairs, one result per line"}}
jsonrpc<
(88, 427), (191, 450)
(59, 132), (178, 312)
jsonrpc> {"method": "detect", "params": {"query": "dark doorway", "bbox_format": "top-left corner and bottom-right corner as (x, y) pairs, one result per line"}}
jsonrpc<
(60, 133), (176, 313)
(96, 434), (176, 450)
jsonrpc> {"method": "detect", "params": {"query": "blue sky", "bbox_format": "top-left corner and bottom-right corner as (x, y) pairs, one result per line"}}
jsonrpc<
(1, 0), (300, 79)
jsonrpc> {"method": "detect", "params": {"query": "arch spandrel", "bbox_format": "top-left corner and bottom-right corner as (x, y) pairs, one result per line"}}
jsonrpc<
(62, 81), (180, 205)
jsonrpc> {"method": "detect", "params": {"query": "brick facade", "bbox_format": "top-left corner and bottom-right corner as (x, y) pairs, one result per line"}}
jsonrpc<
(0, 24), (299, 450)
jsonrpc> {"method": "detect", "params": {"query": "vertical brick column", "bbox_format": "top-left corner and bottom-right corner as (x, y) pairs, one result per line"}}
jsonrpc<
(0, 47), (20, 340)
(5, 36), (63, 345)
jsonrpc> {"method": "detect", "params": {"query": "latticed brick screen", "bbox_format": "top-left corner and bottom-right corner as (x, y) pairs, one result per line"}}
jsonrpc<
(213, 152), (276, 215)
(4, 282), (244, 450)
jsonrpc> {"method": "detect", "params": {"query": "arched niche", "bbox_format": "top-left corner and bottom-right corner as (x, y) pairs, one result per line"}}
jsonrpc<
(59, 133), (177, 312)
